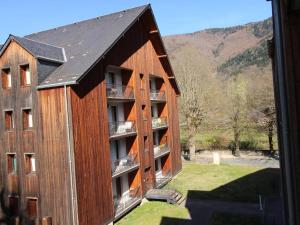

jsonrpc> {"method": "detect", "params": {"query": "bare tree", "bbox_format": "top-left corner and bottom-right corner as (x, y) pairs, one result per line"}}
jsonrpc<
(174, 47), (206, 160)
(225, 75), (248, 156)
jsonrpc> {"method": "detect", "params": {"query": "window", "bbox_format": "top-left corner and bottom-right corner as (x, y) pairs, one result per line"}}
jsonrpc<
(8, 196), (19, 215)
(4, 110), (14, 130)
(22, 109), (33, 129)
(25, 154), (36, 174)
(20, 64), (31, 86)
(7, 153), (17, 173)
(26, 198), (37, 221)
(1, 68), (12, 89)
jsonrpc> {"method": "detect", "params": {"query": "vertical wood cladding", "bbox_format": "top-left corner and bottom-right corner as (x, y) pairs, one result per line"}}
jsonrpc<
(103, 9), (182, 193)
(70, 63), (114, 225)
(38, 88), (73, 225)
(0, 8), (181, 225)
(0, 40), (40, 217)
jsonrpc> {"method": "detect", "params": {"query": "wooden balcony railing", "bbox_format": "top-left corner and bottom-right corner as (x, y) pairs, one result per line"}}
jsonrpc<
(109, 121), (136, 138)
(154, 143), (170, 158)
(106, 84), (134, 100)
(114, 185), (142, 218)
(150, 90), (166, 101)
(152, 117), (168, 129)
(111, 153), (139, 177)
(156, 170), (171, 188)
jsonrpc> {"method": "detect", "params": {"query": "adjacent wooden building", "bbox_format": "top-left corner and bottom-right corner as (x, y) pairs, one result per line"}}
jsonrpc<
(0, 5), (181, 225)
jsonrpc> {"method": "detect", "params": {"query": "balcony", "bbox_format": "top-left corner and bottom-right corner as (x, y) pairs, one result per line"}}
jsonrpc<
(111, 153), (139, 178)
(154, 143), (170, 159)
(114, 186), (142, 219)
(152, 117), (168, 130)
(156, 171), (171, 188)
(106, 85), (134, 101)
(150, 90), (166, 102)
(109, 121), (136, 139)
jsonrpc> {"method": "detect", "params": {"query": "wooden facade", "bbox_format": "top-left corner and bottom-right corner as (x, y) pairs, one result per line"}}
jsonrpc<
(0, 5), (181, 225)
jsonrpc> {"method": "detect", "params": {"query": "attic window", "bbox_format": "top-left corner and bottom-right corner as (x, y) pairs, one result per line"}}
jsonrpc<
(4, 110), (14, 130)
(22, 109), (33, 129)
(1, 68), (12, 89)
(25, 153), (36, 174)
(20, 65), (31, 86)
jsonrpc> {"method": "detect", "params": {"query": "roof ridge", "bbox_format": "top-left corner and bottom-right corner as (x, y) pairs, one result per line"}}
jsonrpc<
(21, 36), (65, 50)
(25, 4), (150, 38)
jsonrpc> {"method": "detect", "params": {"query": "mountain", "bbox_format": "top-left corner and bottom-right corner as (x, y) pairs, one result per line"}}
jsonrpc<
(163, 18), (273, 77)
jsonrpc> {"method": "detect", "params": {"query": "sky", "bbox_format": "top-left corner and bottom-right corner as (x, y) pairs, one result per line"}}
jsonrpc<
(0, 0), (272, 43)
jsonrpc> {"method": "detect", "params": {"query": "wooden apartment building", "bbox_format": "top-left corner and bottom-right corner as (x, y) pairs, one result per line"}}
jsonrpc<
(0, 5), (181, 225)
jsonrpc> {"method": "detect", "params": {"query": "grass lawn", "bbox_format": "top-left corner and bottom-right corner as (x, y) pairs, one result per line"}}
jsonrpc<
(115, 201), (189, 225)
(208, 212), (262, 225)
(165, 162), (280, 203)
(115, 162), (280, 225)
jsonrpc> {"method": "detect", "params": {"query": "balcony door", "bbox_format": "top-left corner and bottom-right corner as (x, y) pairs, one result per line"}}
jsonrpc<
(151, 104), (158, 118)
(149, 78), (156, 91)
(108, 103), (125, 123)
(113, 175), (129, 201)
(155, 159), (162, 178)
(110, 140), (127, 162)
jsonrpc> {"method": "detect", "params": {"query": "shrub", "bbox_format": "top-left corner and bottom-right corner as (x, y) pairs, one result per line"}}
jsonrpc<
(207, 135), (227, 150)
(228, 138), (258, 151)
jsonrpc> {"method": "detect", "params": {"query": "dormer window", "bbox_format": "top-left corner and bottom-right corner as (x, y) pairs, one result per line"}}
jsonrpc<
(20, 65), (31, 86)
(1, 68), (12, 89)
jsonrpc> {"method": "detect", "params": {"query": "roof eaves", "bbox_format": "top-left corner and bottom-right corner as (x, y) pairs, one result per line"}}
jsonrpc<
(0, 35), (17, 57)
(147, 7), (181, 94)
(36, 80), (77, 90)
(36, 55), (65, 64)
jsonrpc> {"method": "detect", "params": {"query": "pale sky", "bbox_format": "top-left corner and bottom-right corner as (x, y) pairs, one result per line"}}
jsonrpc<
(0, 0), (272, 43)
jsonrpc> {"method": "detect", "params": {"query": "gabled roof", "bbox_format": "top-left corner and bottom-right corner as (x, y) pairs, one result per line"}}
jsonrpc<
(0, 35), (66, 63)
(25, 5), (150, 88)
(0, 5), (180, 93)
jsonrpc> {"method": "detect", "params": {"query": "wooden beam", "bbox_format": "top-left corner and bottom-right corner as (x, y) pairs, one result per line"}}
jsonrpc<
(149, 30), (159, 34)
(158, 55), (167, 59)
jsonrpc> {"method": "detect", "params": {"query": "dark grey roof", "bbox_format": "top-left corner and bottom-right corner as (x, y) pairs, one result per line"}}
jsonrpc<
(24, 5), (149, 88)
(0, 35), (66, 63)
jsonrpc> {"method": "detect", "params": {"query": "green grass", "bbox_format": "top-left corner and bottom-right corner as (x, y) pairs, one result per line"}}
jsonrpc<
(180, 128), (278, 151)
(115, 163), (280, 225)
(165, 162), (280, 203)
(115, 201), (189, 225)
(208, 212), (262, 225)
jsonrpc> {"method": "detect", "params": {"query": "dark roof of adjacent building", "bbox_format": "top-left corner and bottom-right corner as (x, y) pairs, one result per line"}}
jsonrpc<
(0, 4), (179, 93)
(0, 35), (66, 63)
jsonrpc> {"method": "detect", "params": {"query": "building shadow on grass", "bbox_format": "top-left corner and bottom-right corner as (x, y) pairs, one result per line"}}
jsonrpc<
(160, 168), (284, 225)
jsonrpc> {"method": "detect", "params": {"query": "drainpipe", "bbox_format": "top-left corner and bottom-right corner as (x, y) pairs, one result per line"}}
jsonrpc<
(64, 85), (78, 225)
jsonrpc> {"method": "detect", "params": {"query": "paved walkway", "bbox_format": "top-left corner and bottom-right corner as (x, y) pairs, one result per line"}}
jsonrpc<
(222, 158), (280, 168)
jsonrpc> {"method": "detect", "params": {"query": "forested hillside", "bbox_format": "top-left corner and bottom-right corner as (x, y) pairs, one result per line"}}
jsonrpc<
(163, 18), (276, 153)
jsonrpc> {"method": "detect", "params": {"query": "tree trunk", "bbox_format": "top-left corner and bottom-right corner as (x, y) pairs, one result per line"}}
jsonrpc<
(233, 128), (241, 157)
(189, 136), (196, 161)
(268, 122), (274, 153)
